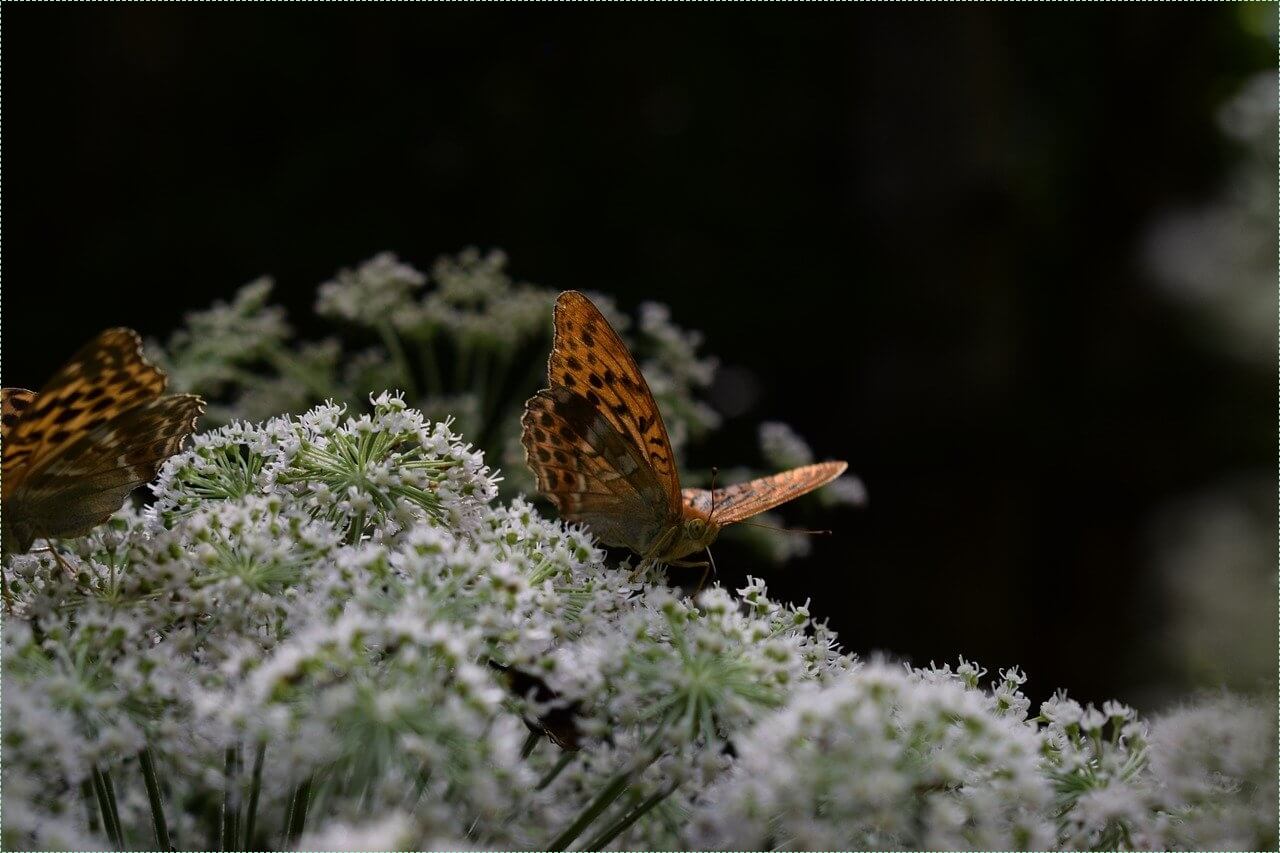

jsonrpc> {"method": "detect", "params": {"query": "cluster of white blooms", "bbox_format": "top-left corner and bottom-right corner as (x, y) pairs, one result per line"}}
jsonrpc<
(0, 395), (858, 850)
(154, 251), (741, 496)
(4, 394), (1271, 851)
(689, 661), (1055, 850)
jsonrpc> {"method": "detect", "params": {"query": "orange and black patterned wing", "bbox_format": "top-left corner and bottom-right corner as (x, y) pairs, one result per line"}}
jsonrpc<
(546, 292), (681, 512)
(5, 393), (205, 549)
(2, 388), (38, 441)
(3, 329), (166, 497)
(521, 387), (670, 554)
(682, 461), (848, 525)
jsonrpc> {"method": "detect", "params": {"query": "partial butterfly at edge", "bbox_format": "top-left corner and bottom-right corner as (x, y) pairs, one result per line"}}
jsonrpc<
(2, 328), (205, 560)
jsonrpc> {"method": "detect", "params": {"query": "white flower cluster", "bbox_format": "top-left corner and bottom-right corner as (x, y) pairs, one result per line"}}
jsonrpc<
(153, 250), (740, 501)
(4, 398), (1271, 851)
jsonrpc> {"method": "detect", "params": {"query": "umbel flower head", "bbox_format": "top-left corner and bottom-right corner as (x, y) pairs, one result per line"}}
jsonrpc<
(3, 394), (1272, 851)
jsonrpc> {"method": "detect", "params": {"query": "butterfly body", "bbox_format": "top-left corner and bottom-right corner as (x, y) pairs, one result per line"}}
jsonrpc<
(522, 291), (847, 566)
(1, 329), (204, 559)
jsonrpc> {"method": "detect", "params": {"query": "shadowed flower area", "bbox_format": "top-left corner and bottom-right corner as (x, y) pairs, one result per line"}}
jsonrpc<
(2, 394), (1273, 850)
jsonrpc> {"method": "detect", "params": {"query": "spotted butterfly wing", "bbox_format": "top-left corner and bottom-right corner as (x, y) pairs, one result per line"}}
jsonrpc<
(544, 291), (681, 509)
(680, 461), (848, 524)
(1, 329), (205, 556)
(522, 386), (672, 554)
(524, 290), (850, 566)
(3, 328), (168, 487)
(522, 291), (682, 554)
(1, 389), (37, 434)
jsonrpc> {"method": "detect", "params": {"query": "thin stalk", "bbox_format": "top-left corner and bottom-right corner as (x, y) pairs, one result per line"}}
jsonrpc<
(545, 722), (670, 851)
(546, 769), (632, 851)
(582, 783), (678, 850)
(481, 347), (512, 427)
(378, 322), (420, 399)
(243, 743), (266, 850)
(101, 766), (125, 848)
(90, 766), (123, 849)
(419, 330), (444, 394)
(285, 776), (313, 847)
(263, 345), (338, 402)
(81, 779), (99, 835)
(520, 729), (541, 760)
(469, 346), (490, 402)
(139, 746), (173, 850)
(220, 746), (241, 851)
(535, 750), (575, 790)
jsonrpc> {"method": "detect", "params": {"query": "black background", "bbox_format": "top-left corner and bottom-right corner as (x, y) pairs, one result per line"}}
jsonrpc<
(4, 6), (1273, 707)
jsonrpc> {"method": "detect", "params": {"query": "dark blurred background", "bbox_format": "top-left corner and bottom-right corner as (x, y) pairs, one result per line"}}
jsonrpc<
(4, 6), (1274, 708)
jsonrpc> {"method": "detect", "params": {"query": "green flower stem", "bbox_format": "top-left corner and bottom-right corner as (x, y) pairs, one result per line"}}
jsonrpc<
(81, 779), (99, 835)
(102, 766), (125, 847)
(378, 321), (420, 399)
(284, 776), (313, 847)
(455, 340), (471, 389)
(221, 746), (241, 851)
(263, 345), (338, 402)
(477, 347), (513, 448)
(546, 722), (670, 850)
(520, 729), (541, 760)
(535, 750), (576, 791)
(91, 765), (124, 849)
(582, 783), (678, 850)
(546, 767), (633, 851)
(418, 330), (445, 394)
(243, 743), (266, 850)
(139, 746), (173, 851)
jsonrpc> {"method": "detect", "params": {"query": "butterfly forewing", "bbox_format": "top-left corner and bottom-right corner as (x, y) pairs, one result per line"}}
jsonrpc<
(3, 328), (167, 495)
(682, 461), (848, 524)
(546, 292), (682, 509)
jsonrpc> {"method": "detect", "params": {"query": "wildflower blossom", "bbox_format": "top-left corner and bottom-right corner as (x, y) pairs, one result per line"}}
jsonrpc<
(689, 661), (1055, 850)
(3, 343), (1268, 849)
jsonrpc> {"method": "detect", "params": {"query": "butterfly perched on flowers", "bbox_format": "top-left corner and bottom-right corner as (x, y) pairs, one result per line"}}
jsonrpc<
(521, 291), (846, 567)
(1, 328), (205, 559)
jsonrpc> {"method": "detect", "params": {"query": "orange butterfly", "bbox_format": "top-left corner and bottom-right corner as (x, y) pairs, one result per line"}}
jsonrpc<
(521, 291), (846, 568)
(2, 328), (204, 561)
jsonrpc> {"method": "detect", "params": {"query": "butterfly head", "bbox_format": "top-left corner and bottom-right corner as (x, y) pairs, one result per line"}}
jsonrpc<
(670, 507), (722, 560)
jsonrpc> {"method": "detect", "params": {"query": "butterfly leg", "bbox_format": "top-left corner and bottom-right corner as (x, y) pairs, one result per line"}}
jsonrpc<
(36, 545), (75, 577)
(667, 559), (712, 596)
(629, 557), (654, 583)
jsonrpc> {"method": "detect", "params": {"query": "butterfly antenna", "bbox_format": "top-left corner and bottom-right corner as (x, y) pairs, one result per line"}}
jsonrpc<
(708, 466), (719, 521)
(739, 520), (833, 536)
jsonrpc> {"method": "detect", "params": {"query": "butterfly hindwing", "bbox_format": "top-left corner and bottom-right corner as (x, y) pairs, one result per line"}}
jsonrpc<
(547, 292), (682, 510)
(681, 461), (848, 525)
(521, 387), (671, 553)
(6, 394), (204, 549)
(3, 329), (167, 495)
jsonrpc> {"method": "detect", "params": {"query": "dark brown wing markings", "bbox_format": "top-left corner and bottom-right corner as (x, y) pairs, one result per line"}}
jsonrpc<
(548, 292), (681, 508)
(3, 329), (167, 491)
